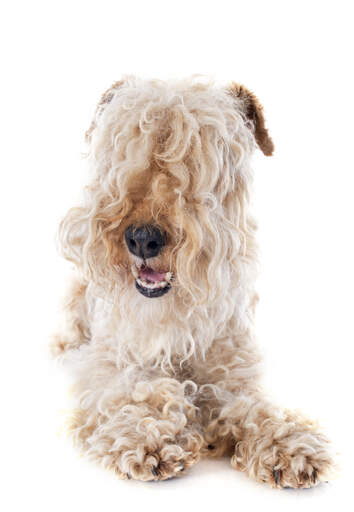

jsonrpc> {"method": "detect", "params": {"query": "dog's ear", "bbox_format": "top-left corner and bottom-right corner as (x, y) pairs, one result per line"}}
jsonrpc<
(228, 83), (274, 156)
(85, 80), (123, 143)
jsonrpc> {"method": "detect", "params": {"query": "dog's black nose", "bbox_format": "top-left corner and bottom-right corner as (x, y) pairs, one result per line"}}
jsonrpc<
(125, 224), (165, 259)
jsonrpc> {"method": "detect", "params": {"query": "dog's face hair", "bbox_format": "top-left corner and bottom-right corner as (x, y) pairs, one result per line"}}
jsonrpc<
(60, 77), (272, 318)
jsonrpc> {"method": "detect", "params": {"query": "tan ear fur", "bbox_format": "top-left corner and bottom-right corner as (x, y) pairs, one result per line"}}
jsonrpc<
(229, 83), (274, 156)
(85, 80), (123, 143)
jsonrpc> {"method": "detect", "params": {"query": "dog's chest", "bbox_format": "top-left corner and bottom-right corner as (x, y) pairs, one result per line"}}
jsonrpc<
(89, 295), (187, 359)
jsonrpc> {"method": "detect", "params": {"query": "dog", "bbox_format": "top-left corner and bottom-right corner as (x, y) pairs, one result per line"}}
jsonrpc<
(52, 77), (335, 487)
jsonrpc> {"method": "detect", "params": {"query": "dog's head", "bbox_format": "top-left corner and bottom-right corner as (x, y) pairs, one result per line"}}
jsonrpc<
(60, 77), (272, 309)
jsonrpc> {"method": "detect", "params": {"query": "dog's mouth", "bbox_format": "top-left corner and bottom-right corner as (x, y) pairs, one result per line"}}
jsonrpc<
(131, 264), (173, 298)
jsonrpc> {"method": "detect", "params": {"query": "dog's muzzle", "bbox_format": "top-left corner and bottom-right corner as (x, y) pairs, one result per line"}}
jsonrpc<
(126, 224), (172, 298)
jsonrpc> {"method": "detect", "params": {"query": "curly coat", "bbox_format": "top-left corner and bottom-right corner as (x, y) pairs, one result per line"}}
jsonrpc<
(52, 77), (334, 487)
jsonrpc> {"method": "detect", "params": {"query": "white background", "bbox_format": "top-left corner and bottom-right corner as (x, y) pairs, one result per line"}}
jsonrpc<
(1, 1), (353, 511)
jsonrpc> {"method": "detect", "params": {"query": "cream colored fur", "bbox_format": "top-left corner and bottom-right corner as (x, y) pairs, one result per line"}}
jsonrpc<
(52, 77), (335, 487)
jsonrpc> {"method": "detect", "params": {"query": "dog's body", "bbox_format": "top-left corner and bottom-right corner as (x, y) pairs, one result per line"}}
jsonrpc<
(53, 77), (334, 487)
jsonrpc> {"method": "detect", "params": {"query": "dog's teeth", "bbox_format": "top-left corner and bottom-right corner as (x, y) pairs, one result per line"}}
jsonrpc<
(165, 272), (172, 282)
(136, 277), (169, 290)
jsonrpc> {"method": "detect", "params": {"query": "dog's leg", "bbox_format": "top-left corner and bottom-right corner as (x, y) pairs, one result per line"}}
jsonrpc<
(200, 334), (335, 488)
(68, 376), (203, 481)
(217, 391), (334, 488)
(51, 273), (90, 356)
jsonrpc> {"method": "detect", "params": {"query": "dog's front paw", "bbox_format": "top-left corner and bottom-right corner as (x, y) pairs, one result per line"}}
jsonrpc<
(268, 450), (332, 489)
(232, 418), (336, 489)
(119, 441), (200, 481)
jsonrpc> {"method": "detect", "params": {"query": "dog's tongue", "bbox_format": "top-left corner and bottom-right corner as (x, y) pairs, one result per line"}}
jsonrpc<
(139, 265), (166, 283)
